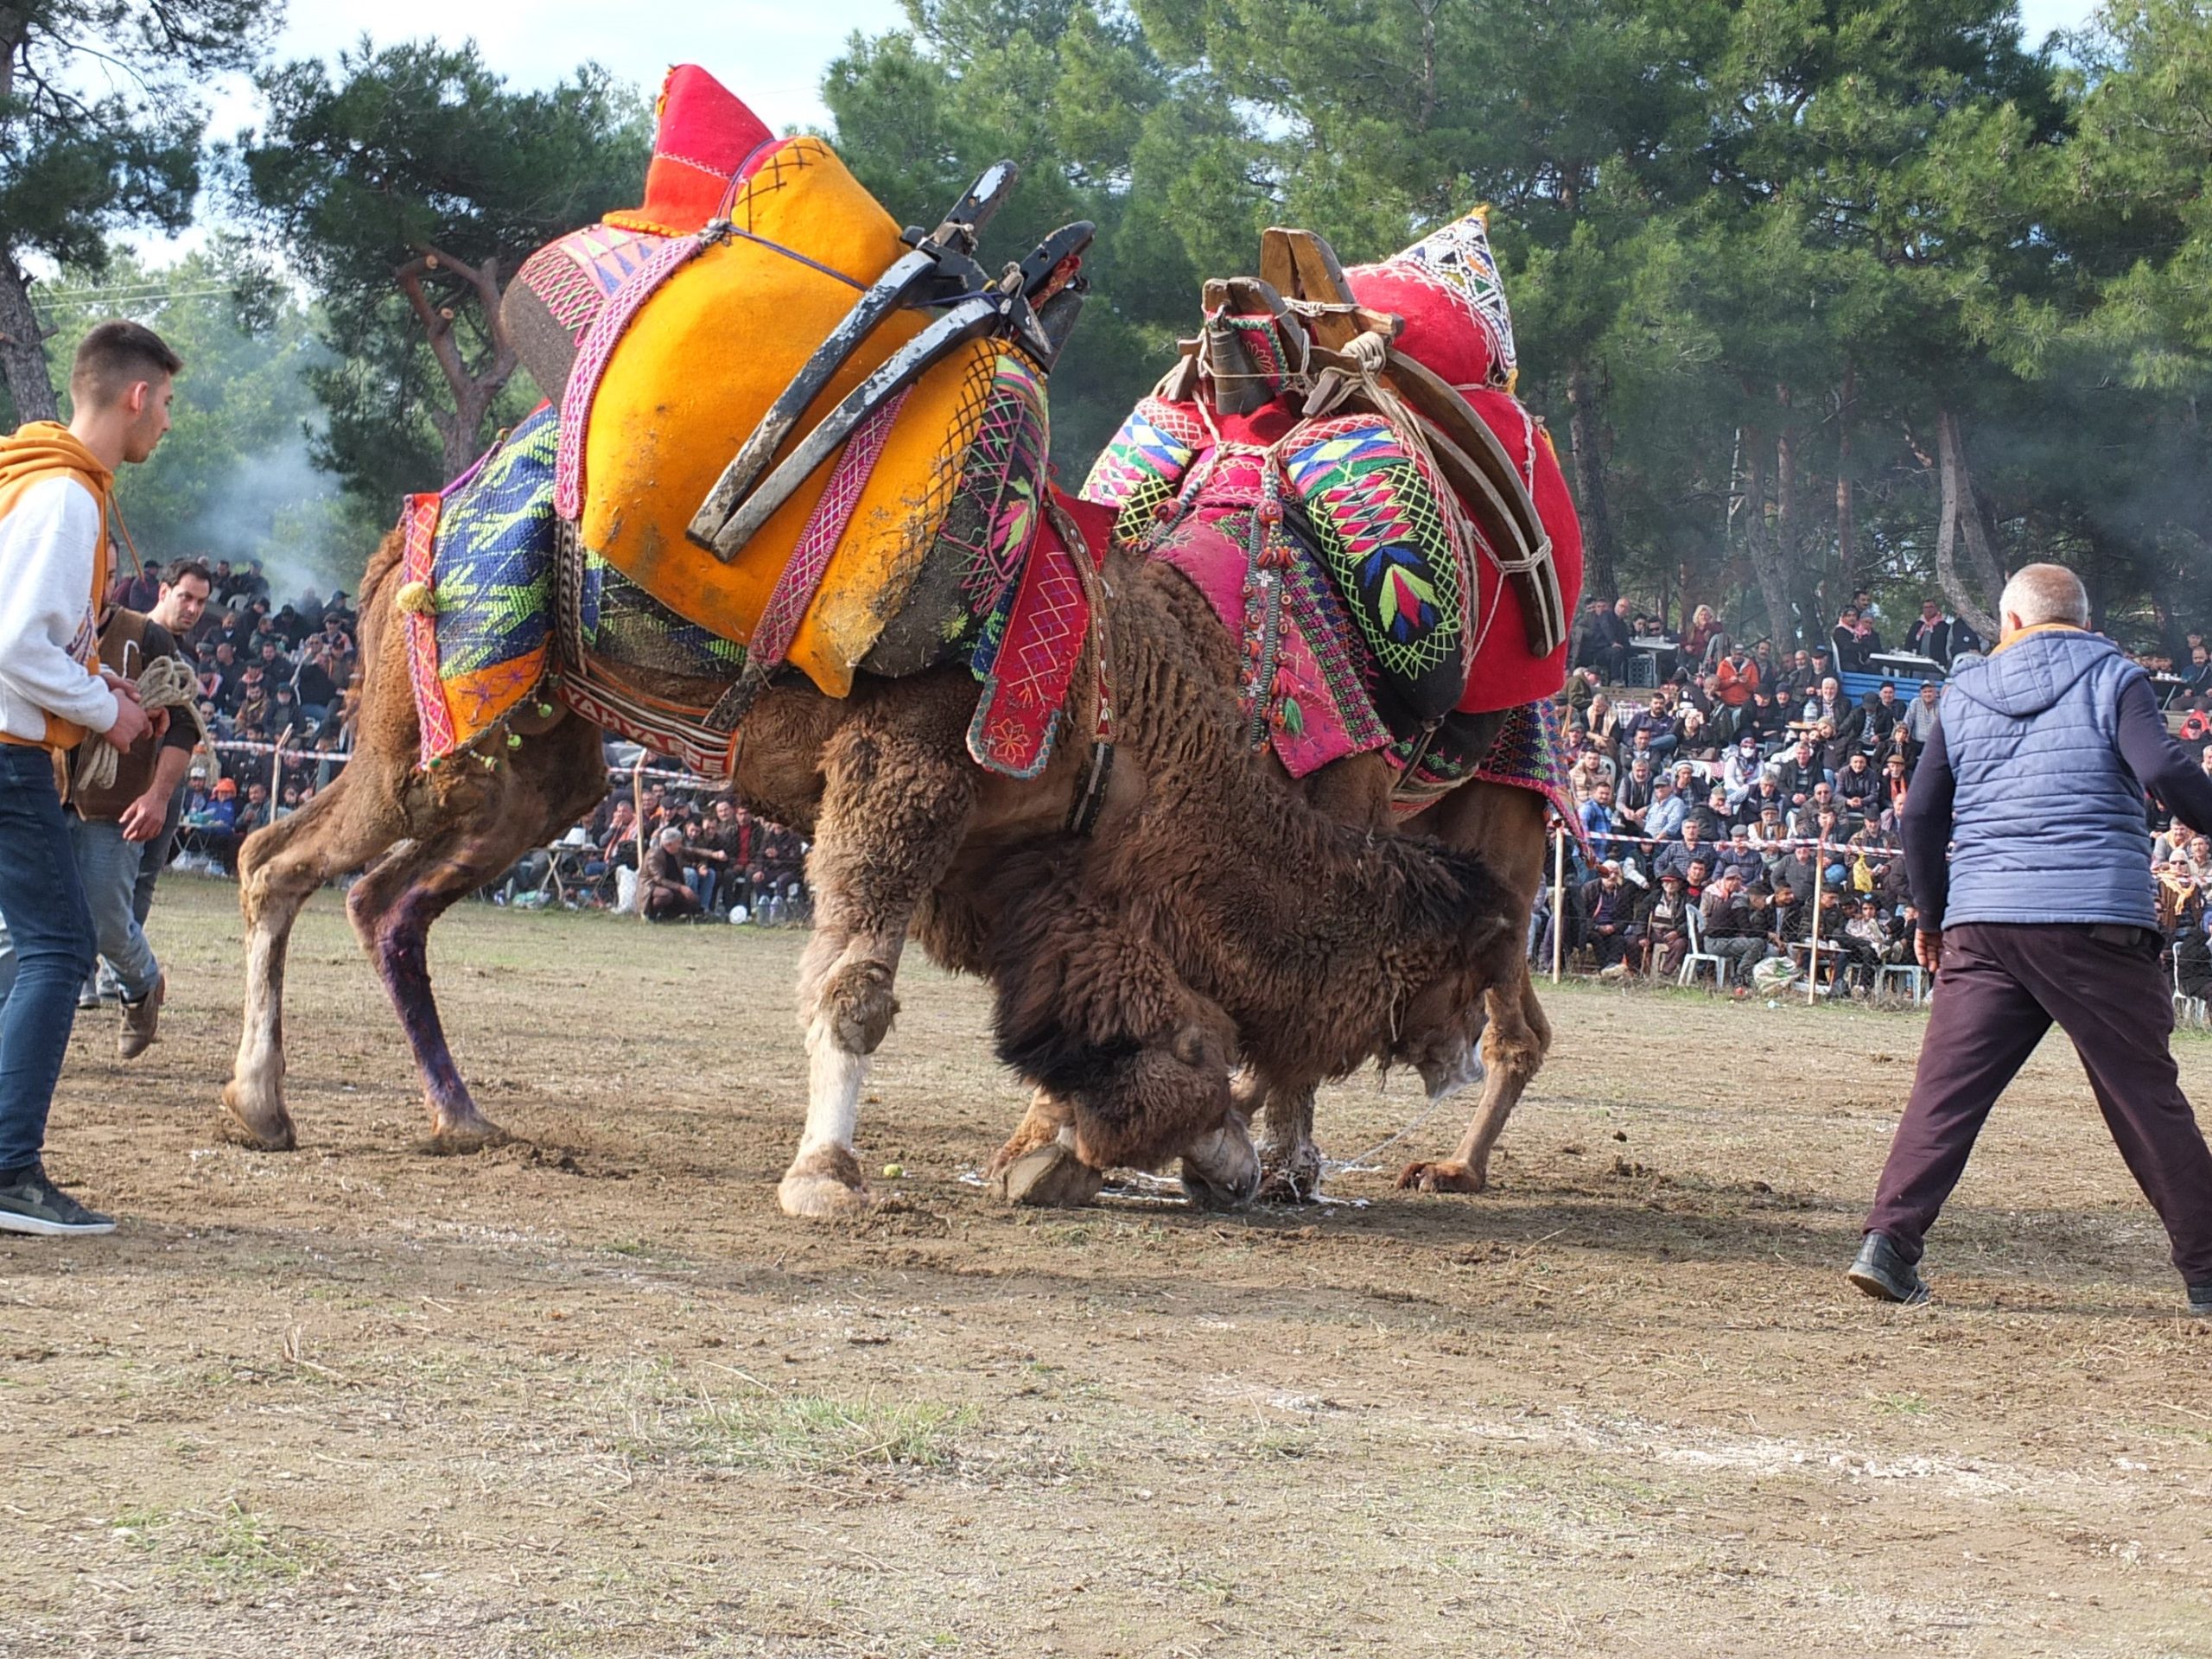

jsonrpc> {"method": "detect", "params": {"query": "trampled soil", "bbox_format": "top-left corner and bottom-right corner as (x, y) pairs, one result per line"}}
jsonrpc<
(4, 876), (2209, 1657)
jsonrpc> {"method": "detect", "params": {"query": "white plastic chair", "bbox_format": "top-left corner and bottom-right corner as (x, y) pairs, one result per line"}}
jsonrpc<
(1875, 962), (1927, 1006)
(1678, 903), (1725, 990)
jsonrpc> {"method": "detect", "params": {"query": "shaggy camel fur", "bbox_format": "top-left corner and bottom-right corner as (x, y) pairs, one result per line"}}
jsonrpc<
(222, 529), (1521, 1217)
(980, 651), (1558, 1205)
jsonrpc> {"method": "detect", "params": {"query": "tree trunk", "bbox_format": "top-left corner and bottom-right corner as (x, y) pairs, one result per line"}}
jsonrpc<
(1935, 409), (2003, 640)
(1775, 385), (1822, 640)
(1834, 365), (1855, 591)
(397, 248), (518, 480)
(1741, 436), (1795, 647)
(0, 255), (57, 426)
(1565, 359), (1618, 602)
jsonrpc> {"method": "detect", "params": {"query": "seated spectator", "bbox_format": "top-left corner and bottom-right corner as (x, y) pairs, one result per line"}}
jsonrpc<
(1865, 680), (1904, 744)
(1831, 606), (1882, 674)
(1573, 596), (1628, 682)
(1612, 757), (1657, 842)
(1834, 750), (1881, 821)
(1712, 641), (1758, 706)
(1580, 692), (1621, 760)
(1788, 781), (1840, 841)
(1690, 782), (1736, 839)
(1773, 736), (1827, 812)
(1637, 871), (1695, 978)
(1620, 694), (1680, 763)
(1721, 734), (1764, 809)
(2177, 912), (2212, 1004)
(1579, 861), (1640, 970)
(1716, 825), (1765, 888)
(1653, 818), (1711, 884)
(1643, 774), (1688, 846)
(1698, 871), (1770, 995)
(1579, 781), (1617, 859)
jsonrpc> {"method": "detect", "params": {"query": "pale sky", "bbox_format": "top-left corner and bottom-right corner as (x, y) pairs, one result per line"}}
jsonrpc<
(115, 0), (2104, 268)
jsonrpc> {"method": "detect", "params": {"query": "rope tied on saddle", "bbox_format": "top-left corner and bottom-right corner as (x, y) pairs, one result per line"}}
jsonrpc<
(69, 653), (208, 798)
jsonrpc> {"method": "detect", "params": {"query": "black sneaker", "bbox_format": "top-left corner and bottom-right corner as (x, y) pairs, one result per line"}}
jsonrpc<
(2189, 1283), (2212, 1319)
(0, 1166), (117, 1236)
(1847, 1231), (1929, 1305)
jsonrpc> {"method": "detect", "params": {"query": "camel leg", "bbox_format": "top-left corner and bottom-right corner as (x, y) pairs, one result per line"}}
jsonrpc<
(1396, 778), (1554, 1195)
(984, 1086), (1068, 1178)
(1254, 1075), (1324, 1204)
(779, 715), (976, 1219)
(983, 1089), (1107, 1208)
(1399, 965), (1551, 1193)
(222, 774), (407, 1151)
(345, 811), (548, 1152)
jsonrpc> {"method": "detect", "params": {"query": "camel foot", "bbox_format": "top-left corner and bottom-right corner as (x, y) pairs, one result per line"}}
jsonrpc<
(982, 1125), (1058, 1182)
(217, 1079), (297, 1152)
(1256, 1139), (1324, 1205)
(1395, 1158), (1488, 1195)
(422, 1112), (511, 1155)
(988, 1141), (1104, 1208)
(778, 1144), (876, 1219)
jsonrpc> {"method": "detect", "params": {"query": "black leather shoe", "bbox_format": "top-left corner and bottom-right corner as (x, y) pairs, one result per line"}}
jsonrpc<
(1847, 1231), (1929, 1305)
(2189, 1283), (2212, 1319)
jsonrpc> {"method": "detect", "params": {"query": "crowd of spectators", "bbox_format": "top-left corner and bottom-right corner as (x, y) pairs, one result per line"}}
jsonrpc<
(127, 559), (2212, 974)
(1552, 592), (2212, 1004)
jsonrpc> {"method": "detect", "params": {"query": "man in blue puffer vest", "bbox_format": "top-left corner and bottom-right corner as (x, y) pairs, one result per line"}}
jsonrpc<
(1852, 564), (2212, 1315)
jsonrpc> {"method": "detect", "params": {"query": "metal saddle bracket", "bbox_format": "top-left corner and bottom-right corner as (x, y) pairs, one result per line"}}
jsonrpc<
(686, 157), (1094, 563)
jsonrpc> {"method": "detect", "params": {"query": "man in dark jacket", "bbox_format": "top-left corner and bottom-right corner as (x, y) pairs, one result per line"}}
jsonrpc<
(1573, 596), (1628, 682)
(1852, 564), (2212, 1316)
(1904, 599), (1981, 668)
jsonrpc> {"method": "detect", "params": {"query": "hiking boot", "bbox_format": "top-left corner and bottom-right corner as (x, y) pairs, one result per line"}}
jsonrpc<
(2188, 1283), (2212, 1319)
(118, 972), (164, 1060)
(0, 1166), (116, 1236)
(1847, 1231), (1929, 1305)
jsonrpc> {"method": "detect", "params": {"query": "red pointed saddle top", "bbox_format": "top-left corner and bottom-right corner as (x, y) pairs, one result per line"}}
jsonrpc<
(607, 63), (780, 238)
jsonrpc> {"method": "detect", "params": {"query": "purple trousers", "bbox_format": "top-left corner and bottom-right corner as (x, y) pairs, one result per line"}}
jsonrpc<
(1866, 921), (2212, 1284)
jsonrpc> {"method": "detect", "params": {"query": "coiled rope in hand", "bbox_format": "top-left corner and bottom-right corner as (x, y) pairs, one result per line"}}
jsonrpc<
(70, 654), (210, 798)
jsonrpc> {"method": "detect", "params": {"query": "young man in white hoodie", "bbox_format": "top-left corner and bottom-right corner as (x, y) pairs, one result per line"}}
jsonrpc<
(0, 321), (170, 1236)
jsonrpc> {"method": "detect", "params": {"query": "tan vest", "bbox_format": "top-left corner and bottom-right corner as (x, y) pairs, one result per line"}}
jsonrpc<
(70, 608), (174, 820)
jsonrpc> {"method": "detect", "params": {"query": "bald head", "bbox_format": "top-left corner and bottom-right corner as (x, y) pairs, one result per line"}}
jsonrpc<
(1999, 563), (2089, 634)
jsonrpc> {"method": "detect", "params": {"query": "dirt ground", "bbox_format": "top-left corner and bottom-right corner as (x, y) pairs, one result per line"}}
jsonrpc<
(4, 875), (2209, 1658)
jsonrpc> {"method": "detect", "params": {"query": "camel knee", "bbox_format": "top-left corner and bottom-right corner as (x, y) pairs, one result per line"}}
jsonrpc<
(818, 957), (899, 1055)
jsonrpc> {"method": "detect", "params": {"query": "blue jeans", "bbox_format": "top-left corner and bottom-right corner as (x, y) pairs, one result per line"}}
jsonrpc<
(683, 867), (717, 912)
(0, 745), (95, 1172)
(67, 816), (160, 1001)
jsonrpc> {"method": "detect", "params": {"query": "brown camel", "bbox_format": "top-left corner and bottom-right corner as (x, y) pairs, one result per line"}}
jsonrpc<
(980, 744), (1554, 1205)
(222, 525), (1524, 1217)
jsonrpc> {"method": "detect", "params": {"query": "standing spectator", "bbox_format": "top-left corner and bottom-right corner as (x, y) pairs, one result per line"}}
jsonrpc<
(1904, 598), (1980, 668)
(1853, 563), (2212, 1314)
(1681, 603), (1721, 667)
(0, 320), (170, 1236)
(60, 571), (205, 1050)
